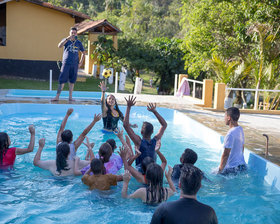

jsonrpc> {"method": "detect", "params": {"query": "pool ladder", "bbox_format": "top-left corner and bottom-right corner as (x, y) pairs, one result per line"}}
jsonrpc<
(263, 134), (269, 157)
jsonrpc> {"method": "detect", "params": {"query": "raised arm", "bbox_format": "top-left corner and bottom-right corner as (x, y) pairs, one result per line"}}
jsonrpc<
(83, 136), (95, 161)
(147, 103), (167, 140)
(15, 125), (36, 155)
(58, 36), (71, 48)
(155, 140), (167, 171)
(114, 128), (134, 159)
(56, 108), (73, 144)
(33, 138), (54, 170)
(165, 165), (176, 193)
(74, 113), (102, 151)
(123, 96), (141, 146)
(118, 146), (145, 184)
(74, 157), (82, 176)
(99, 81), (108, 117)
(122, 170), (146, 201)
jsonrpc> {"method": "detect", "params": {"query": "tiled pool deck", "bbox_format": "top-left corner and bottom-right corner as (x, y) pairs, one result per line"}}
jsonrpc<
(1, 89), (279, 166)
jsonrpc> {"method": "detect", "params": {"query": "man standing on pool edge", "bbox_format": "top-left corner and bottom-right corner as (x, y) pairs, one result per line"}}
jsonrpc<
(218, 107), (246, 175)
(52, 27), (86, 102)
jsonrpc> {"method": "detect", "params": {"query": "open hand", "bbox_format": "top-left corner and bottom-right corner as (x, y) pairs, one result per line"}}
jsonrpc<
(147, 103), (156, 112)
(118, 145), (127, 159)
(93, 113), (102, 122)
(98, 81), (107, 92)
(83, 136), (95, 150)
(39, 138), (45, 148)
(29, 125), (35, 135)
(165, 165), (173, 179)
(125, 95), (136, 107)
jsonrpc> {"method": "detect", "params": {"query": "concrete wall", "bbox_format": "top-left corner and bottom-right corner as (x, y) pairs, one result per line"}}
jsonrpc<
(0, 1), (75, 61)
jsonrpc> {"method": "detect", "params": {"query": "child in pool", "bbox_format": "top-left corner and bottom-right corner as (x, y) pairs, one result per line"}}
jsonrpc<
(171, 148), (198, 181)
(81, 139), (123, 175)
(81, 144), (123, 190)
(99, 81), (137, 132)
(123, 96), (167, 172)
(33, 139), (92, 176)
(56, 108), (101, 160)
(0, 125), (35, 169)
(122, 163), (176, 204)
(119, 139), (167, 184)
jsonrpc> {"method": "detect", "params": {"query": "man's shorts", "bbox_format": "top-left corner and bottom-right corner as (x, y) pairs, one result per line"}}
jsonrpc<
(58, 63), (78, 84)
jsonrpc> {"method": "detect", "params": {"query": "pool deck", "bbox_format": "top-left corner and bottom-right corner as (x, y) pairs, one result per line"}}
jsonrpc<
(1, 89), (280, 166)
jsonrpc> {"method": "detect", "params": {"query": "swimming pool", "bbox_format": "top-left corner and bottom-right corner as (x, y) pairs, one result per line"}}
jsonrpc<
(0, 103), (279, 224)
(6, 89), (103, 100)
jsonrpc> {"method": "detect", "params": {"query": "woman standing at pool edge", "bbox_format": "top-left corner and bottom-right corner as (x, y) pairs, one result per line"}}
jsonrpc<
(0, 125), (35, 169)
(99, 81), (137, 132)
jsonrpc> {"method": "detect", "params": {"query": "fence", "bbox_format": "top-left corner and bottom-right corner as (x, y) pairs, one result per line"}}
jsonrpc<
(226, 87), (280, 110)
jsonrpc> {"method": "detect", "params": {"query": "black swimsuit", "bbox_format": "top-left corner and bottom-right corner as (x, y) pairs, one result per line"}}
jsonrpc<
(103, 110), (123, 131)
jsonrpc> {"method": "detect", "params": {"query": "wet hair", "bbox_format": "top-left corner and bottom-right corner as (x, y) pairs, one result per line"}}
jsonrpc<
(105, 94), (124, 120)
(181, 148), (198, 165)
(141, 156), (154, 174)
(70, 27), (77, 32)
(106, 139), (117, 152)
(226, 107), (240, 122)
(142, 122), (154, 138)
(90, 158), (103, 175)
(0, 132), (9, 165)
(56, 142), (70, 175)
(180, 164), (203, 195)
(98, 143), (112, 174)
(146, 163), (167, 204)
(61, 130), (73, 143)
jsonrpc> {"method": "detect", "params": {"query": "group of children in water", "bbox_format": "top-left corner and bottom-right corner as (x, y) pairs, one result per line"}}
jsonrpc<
(0, 81), (245, 210)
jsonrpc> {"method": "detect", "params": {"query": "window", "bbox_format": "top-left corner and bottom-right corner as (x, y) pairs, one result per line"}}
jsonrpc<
(0, 3), (7, 46)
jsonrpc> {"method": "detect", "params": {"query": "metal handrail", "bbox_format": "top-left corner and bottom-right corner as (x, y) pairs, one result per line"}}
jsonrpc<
(226, 87), (280, 93)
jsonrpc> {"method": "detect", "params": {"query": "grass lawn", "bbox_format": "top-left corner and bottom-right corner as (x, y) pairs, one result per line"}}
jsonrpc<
(0, 73), (158, 94)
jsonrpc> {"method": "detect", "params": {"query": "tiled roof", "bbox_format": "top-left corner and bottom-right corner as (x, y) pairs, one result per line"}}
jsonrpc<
(0, 0), (90, 22)
(75, 19), (121, 34)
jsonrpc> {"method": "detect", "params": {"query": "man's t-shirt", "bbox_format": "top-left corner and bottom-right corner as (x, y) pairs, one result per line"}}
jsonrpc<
(81, 173), (118, 191)
(150, 198), (218, 224)
(62, 40), (84, 65)
(223, 126), (245, 170)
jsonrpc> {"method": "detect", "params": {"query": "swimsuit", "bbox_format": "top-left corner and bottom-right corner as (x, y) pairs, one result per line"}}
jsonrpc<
(0, 147), (16, 169)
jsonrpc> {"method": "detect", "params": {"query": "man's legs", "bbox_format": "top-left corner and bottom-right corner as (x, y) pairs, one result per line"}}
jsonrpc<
(68, 64), (78, 101)
(69, 82), (75, 101)
(52, 64), (69, 101)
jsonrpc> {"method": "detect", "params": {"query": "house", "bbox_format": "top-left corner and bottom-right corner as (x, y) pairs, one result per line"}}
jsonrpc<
(0, 0), (121, 80)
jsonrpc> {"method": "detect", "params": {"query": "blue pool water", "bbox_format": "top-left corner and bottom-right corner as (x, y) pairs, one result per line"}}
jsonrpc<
(6, 89), (103, 100)
(0, 103), (280, 224)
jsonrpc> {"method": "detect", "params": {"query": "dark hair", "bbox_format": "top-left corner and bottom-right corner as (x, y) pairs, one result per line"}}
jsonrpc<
(146, 163), (166, 204)
(105, 95), (124, 120)
(181, 148), (198, 165)
(180, 164), (203, 195)
(70, 27), (77, 32)
(61, 130), (73, 143)
(98, 143), (112, 174)
(226, 107), (240, 122)
(0, 132), (9, 165)
(56, 142), (70, 175)
(90, 158), (103, 175)
(106, 139), (116, 152)
(142, 122), (154, 138)
(141, 156), (154, 174)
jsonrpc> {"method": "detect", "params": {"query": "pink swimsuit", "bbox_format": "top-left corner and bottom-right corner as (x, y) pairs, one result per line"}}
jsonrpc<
(0, 147), (16, 169)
